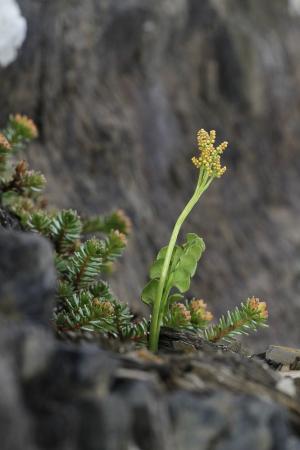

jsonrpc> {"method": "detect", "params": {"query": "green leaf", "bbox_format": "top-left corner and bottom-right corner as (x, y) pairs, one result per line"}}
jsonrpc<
(142, 232), (205, 334)
(167, 234), (205, 292)
(186, 233), (203, 244)
(177, 254), (197, 276)
(169, 246), (183, 270)
(150, 259), (164, 279)
(184, 234), (205, 257)
(157, 246), (168, 260)
(172, 269), (191, 293)
(185, 243), (204, 262)
(141, 279), (159, 305)
(150, 245), (182, 280)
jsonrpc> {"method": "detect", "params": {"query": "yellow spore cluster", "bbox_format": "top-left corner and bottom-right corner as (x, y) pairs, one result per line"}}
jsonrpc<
(12, 114), (38, 139)
(248, 297), (268, 319)
(0, 133), (11, 151)
(192, 128), (228, 178)
(190, 299), (213, 322)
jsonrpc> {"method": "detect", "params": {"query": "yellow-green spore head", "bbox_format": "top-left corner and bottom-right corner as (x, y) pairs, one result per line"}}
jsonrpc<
(192, 129), (228, 178)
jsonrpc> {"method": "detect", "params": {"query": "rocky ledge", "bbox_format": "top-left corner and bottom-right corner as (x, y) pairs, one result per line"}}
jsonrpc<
(0, 216), (300, 449)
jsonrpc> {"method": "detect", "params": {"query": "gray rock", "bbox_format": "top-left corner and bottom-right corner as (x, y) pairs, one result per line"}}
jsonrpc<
(0, 207), (22, 230)
(77, 395), (131, 450)
(23, 341), (119, 450)
(266, 345), (300, 368)
(287, 437), (300, 450)
(0, 230), (56, 324)
(168, 390), (293, 450)
(0, 321), (55, 381)
(0, 357), (35, 450)
(0, 319), (298, 450)
(112, 379), (171, 450)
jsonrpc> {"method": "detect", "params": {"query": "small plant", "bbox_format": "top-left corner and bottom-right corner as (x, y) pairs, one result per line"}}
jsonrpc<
(0, 115), (147, 339)
(142, 129), (268, 351)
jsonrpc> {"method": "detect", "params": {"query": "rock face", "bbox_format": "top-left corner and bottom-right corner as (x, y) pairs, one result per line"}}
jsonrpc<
(0, 229), (56, 324)
(1, 316), (300, 450)
(0, 226), (299, 449)
(0, 206), (22, 230)
(1, 0), (300, 347)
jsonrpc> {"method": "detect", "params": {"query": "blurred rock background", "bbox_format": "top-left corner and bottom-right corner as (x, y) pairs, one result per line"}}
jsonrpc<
(1, 0), (300, 348)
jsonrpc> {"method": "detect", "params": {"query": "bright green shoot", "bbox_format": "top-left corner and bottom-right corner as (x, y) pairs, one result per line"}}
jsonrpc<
(142, 129), (229, 351)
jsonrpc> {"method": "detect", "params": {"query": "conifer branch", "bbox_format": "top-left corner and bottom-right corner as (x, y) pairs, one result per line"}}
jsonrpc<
(101, 230), (127, 264)
(203, 298), (268, 343)
(50, 210), (82, 254)
(82, 209), (132, 236)
(67, 238), (104, 289)
(55, 291), (116, 333)
(0, 113), (140, 340)
(26, 211), (52, 235)
(113, 303), (148, 340)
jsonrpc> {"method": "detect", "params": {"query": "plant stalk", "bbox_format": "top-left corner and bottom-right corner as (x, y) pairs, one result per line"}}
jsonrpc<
(149, 170), (211, 351)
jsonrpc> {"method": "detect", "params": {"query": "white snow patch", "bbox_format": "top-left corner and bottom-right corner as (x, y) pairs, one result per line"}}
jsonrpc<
(0, 0), (27, 67)
(289, 0), (300, 15)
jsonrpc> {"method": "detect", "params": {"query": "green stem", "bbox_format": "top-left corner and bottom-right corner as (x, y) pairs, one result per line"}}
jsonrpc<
(149, 170), (211, 351)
